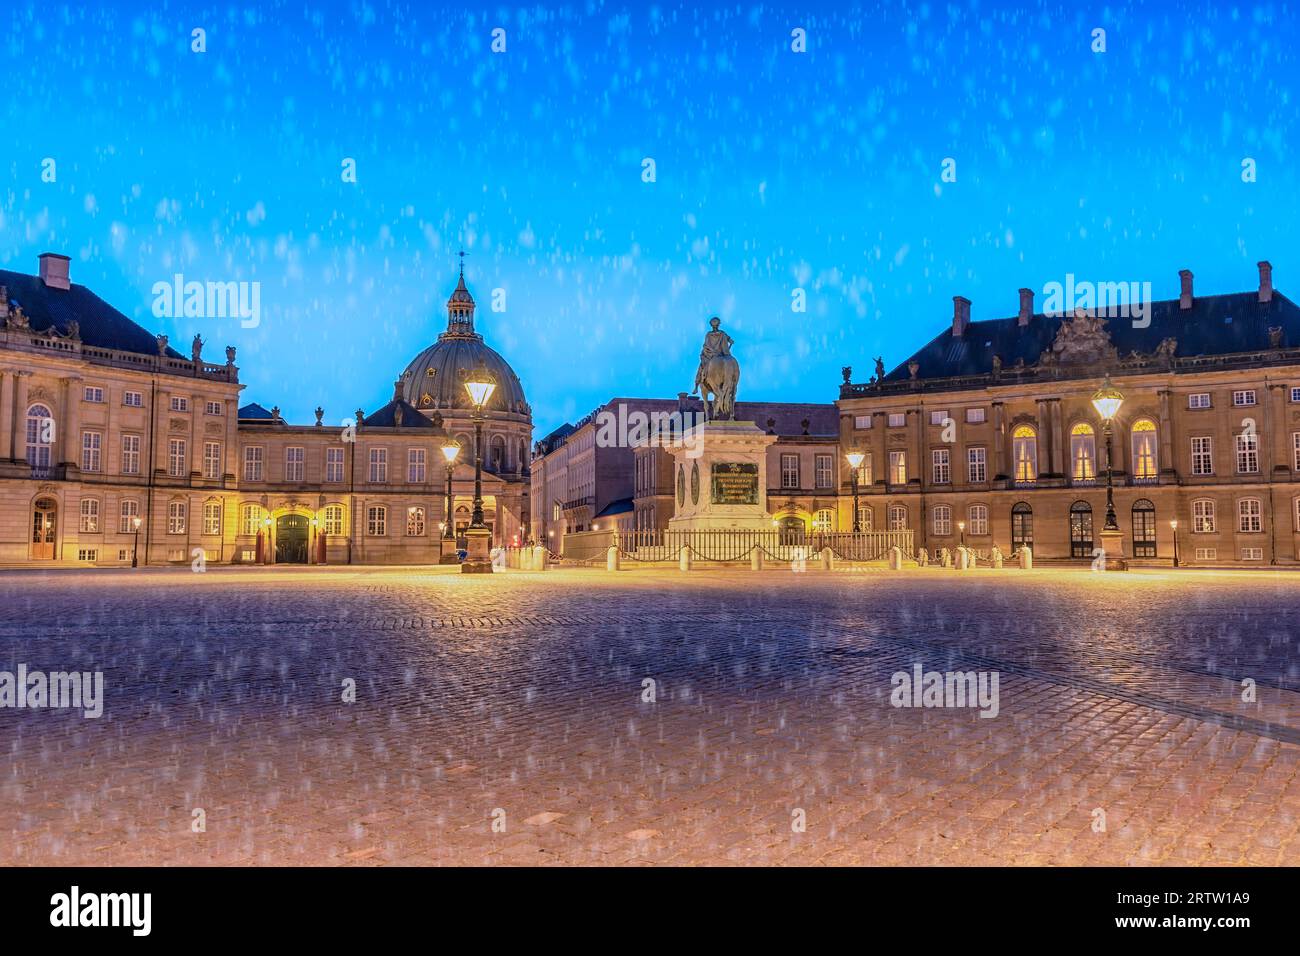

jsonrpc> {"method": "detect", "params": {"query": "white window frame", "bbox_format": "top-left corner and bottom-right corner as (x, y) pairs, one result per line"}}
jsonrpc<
(202, 501), (222, 535)
(887, 413), (906, 428)
(167, 501), (187, 534)
(83, 385), (104, 403)
(205, 401), (223, 415)
(369, 448), (388, 483)
(325, 447), (345, 483)
(1232, 389), (1257, 407)
(967, 446), (987, 483)
(167, 438), (187, 478)
(1188, 393), (1211, 409)
(408, 448), (427, 484)
(780, 454), (799, 489)
(170, 396), (189, 412)
(888, 451), (907, 485)
(1236, 433), (1259, 474)
(887, 504), (908, 531)
(367, 505), (387, 536)
(965, 408), (986, 424)
(929, 410), (948, 426)
(406, 506), (426, 536)
(79, 497), (100, 533)
(285, 446), (305, 482)
(932, 504), (952, 536)
(931, 448), (950, 484)
(323, 504), (344, 536)
(119, 499), (140, 534)
(244, 446), (265, 482)
(1238, 498), (1262, 533)
(1192, 499), (1216, 534)
(81, 430), (102, 473)
(853, 415), (872, 430)
(203, 441), (222, 480)
(123, 390), (143, 408)
(968, 504), (989, 536)
(1191, 436), (1213, 476)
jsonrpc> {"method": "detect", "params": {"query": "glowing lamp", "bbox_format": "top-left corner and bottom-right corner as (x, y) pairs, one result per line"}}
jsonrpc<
(464, 376), (496, 409)
(1090, 376), (1125, 422)
(441, 441), (461, 464)
(845, 450), (865, 471)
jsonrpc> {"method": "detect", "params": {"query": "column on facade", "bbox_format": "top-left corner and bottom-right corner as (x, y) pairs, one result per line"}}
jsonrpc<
(1048, 398), (1064, 477)
(1269, 383), (1289, 473)
(1035, 399), (1052, 477)
(871, 411), (887, 490)
(991, 401), (1006, 480)
(153, 387), (169, 476)
(61, 376), (82, 467)
(12, 371), (30, 463)
(0, 370), (12, 460)
(1157, 389), (1174, 474)
(190, 389), (202, 479)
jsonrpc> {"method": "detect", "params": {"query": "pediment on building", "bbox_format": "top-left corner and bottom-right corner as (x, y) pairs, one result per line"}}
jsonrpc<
(1039, 310), (1119, 367)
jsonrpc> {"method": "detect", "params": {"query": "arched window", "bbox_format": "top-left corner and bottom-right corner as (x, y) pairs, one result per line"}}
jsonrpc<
(968, 504), (989, 536)
(1070, 423), (1096, 481)
(1192, 499), (1216, 533)
(1011, 502), (1033, 552)
(489, 435), (506, 472)
(1131, 419), (1158, 480)
(932, 504), (952, 536)
(812, 509), (834, 533)
(887, 504), (908, 531)
(1069, 501), (1093, 558)
(857, 503), (873, 532)
(25, 403), (53, 474)
(240, 503), (264, 536)
(1132, 499), (1156, 557)
(119, 499), (140, 534)
(518, 440), (528, 472)
(1012, 425), (1038, 483)
(322, 504), (345, 536)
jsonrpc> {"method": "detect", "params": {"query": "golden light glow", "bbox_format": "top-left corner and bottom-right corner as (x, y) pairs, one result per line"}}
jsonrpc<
(1170, 519), (1179, 530)
(441, 441), (461, 464)
(464, 376), (496, 408)
(845, 450), (866, 470)
(132, 516), (142, 529)
(1090, 376), (1125, 421)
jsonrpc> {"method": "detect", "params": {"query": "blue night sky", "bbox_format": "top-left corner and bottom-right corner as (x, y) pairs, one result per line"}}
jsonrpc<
(2, 1), (1296, 436)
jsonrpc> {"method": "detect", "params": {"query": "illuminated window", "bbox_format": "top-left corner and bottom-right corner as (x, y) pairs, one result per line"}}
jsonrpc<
(1070, 423), (1096, 480)
(406, 506), (426, 536)
(1131, 419), (1158, 479)
(888, 451), (907, 485)
(203, 501), (222, 535)
(240, 504), (264, 535)
(887, 504), (908, 531)
(812, 509), (834, 533)
(119, 499), (140, 533)
(79, 498), (100, 533)
(1192, 499), (1215, 534)
(323, 505), (345, 536)
(1012, 425), (1037, 482)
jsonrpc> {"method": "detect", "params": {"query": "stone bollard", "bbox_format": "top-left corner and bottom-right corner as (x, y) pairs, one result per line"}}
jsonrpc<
(679, 549), (692, 572)
(940, 547), (952, 568)
(991, 546), (1003, 570)
(820, 548), (833, 571)
(888, 546), (903, 571)
(606, 545), (620, 572)
(917, 548), (929, 568)
(534, 545), (548, 570)
(955, 547), (967, 570)
(1019, 545), (1033, 570)
(751, 548), (763, 571)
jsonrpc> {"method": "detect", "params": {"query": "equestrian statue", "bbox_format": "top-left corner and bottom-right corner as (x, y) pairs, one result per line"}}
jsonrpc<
(693, 316), (740, 422)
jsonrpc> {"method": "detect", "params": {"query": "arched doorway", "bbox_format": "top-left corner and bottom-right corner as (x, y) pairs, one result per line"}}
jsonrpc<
(777, 515), (805, 546)
(31, 497), (57, 560)
(1011, 502), (1033, 553)
(1131, 499), (1156, 557)
(275, 514), (309, 564)
(1069, 501), (1094, 558)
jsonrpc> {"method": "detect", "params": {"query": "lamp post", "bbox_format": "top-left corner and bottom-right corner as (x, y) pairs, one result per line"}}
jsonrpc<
(957, 519), (966, 547)
(263, 516), (272, 565)
(461, 367), (497, 573)
(845, 450), (865, 533)
(131, 515), (142, 568)
(1170, 518), (1180, 568)
(439, 440), (461, 564)
(1091, 375), (1126, 567)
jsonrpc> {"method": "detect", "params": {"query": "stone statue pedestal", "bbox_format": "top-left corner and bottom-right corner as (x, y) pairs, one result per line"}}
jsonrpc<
(667, 421), (778, 531)
(461, 526), (493, 573)
(1098, 529), (1127, 570)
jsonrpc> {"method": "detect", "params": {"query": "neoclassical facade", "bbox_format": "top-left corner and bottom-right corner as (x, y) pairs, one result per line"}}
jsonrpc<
(0, 253), (531, 566)
(837, 263), (1300, 564)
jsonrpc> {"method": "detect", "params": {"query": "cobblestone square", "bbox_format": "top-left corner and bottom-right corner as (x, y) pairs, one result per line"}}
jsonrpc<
(2, 566), (1298, 866)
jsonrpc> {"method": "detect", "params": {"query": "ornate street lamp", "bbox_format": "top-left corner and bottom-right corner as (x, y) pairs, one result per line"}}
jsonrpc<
(1090, 376), (1125, 532)
(845, 450), (865, 533)
(957, 519), (966, 547)
(461, 367), (497, 574)
(1170, 518), (1180, 568)
(439, 440), (461, 564)
(131, 515), (142, 568)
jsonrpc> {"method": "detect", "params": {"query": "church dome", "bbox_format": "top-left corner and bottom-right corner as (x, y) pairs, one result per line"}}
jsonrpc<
(400, 264), (529, 416)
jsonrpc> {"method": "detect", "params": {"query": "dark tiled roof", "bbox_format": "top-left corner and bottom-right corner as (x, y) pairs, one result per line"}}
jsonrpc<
(238, 402), (276, 421)
(361, 399), (437, 429)
(884, 291), (1300, 382)
(535, 423), (576, 455)
(595, 497), (634, 518)
(0, 267), (183, 358)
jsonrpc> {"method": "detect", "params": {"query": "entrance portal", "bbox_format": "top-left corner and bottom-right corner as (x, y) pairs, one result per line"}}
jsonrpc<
(275, 514), (310, 564)
(31, 498), (57, 560)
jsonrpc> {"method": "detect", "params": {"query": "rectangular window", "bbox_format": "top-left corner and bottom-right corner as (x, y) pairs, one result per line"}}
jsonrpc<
(814, 454), (833, 489)
(967, 447), (987, 483)
(887, 413), (906, 428)
(240, 504), (263, 536)
(120, 435), (140, 475)
(243, 446), (264, 482)
(1241, 547), (1264, 561)
(285, 446), (305, 482)
(1232, 389), (1257, 407)
(323, 505), (344, 536)
(408, 448), (427, 483)
(325, 447), (345, 482)
(1292, 387), (1300, 403)
(367, 505), (386, 536)
(167, 501), (187, 534)
(170, 396), (189, 412)
(369, 448), (388, 483)
(889, 451), (907, 485)
(1192, 499), (1216, 534)
(968, 504), (989, 536)
(1188, 393), (1211, 409)
(81, 431), (102, 473)
(124, 390), (143, 407)
(853, 415), (872, 429)
(929, 410), (949, 426)
(203, 441), (221, 480)
(1236, 433), (1259, 474)
(1194, 547), (1217, 561)
(780, 454), (799, 489)
(119, 499), (140, 533)
(167, 439), (187, 477)
(965, 408), (986, 424)
(1238, 499), (1262, 533)
(1294, 433), (1300, 472)
(203, 501), (222, 535)
(205, 401), (223, 415)
(856, 453), (873, 487)
(1191, 437), (1213, 476)
(77, 549), (97, 562)
(83, 386), (104, 403)
(79, 498), (100, 533)
(406, 506), (426, 536)
(932, 506), (952, 536)
(931, 448), (950, 484)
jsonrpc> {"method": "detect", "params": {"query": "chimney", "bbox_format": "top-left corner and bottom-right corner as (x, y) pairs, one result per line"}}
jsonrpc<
(1258, 261), (1273, 304)
(952, 296), (971, 337)
(1179, 269), (1193, 310)
(1018, 288), (1034, 327)
(38, 252), (70, 291)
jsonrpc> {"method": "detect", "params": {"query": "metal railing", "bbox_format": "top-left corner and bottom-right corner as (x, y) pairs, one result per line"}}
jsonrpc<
(573, 528), (918, 563)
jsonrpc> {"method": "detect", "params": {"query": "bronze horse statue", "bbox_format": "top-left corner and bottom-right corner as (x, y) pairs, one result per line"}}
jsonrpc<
(694, 316), (740, 421)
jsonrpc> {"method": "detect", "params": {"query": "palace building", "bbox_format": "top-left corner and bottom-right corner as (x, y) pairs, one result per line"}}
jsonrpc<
(837, 263), (1300, 565)
(0, 253), (531, 566)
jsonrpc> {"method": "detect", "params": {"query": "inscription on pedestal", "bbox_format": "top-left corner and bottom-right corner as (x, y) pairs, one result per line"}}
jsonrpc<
(711, 462), (759, 505)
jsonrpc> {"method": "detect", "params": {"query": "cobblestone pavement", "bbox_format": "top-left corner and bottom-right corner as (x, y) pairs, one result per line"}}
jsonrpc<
(2, 565), (1299, 866)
